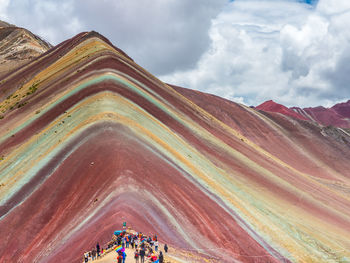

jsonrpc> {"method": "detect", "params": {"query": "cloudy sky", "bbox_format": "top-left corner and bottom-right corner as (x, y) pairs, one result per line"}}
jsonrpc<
(1, 0), (350, 107)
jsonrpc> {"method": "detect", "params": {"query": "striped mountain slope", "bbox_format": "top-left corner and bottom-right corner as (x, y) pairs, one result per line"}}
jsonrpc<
(0, 32), (350, 262)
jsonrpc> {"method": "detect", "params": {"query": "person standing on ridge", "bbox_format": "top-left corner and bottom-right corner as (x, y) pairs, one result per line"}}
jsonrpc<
(117, 252), (123, 263)
(122, 237), (126, 248)
(154, 240), (159, 252)
(159, 251), (164, 263)
(91, 248), (97, 260)
(83, 251), (89, 262)
(126, 235), (129, 248)
(164, 244), (168, 253)
(96, 242), (101, 257)
(131, 237), (135, 249)
(134, 249), (140, 263)
(140, 248), (145, 263)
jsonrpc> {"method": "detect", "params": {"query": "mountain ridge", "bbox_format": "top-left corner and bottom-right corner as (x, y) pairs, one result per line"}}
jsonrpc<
(257, 99), (350, 128)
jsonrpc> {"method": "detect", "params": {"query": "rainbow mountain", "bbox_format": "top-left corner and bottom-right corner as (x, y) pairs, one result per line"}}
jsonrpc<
(0, 30), (350, 262)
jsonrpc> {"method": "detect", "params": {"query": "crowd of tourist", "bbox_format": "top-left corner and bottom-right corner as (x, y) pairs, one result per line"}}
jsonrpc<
(83, 227), (168, 263)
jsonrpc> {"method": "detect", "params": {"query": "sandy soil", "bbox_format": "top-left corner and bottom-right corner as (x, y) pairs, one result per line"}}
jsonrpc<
(85, 245), (213, 263)
(88, 247), (172, 263)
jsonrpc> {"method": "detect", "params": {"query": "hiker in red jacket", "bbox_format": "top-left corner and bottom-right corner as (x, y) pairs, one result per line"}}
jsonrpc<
(117, 253), (123, 263)
(134, 249), (140, 263)
(140, 248), (145, 263)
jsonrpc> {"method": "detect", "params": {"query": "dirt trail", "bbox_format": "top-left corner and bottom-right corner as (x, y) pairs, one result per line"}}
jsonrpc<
(92, 247), (176, 263)
(81, 228), (212, 263)
(93, 247), (135, 263)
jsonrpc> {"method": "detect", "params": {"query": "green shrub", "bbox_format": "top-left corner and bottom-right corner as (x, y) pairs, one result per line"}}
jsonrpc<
(28, 82), (39, 94)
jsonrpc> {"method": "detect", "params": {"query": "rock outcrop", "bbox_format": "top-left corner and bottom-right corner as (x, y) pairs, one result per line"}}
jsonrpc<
(0, 20), (51, 78)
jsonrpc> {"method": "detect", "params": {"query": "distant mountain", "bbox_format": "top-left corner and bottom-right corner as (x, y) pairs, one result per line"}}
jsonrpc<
(257, 99), (350, 128)
(331, 100), (350, 119)
(0, 20), (51, 78)
(256, 100), (308, 121)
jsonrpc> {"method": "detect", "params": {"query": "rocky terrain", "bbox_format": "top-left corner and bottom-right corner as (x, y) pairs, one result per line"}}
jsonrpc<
(0, 20), (51, 78)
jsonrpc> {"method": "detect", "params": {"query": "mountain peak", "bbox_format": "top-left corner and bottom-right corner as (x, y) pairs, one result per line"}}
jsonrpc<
(257, 99), (350, 128)
(256, 100), (308, 120)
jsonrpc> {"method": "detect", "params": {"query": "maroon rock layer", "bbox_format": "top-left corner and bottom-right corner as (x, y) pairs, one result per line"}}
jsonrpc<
(257, 99), (350, 128)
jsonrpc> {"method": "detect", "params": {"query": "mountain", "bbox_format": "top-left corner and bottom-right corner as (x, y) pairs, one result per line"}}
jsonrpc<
(255, 100), (308, 121)
(0, 30), (350, 263)
(332, 100), (350, 118)
(257, 99), (350, 129)
(0, 20), (51, 78)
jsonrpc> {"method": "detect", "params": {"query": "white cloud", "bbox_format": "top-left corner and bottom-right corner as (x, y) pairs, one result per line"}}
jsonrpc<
(0, 0), (9, 20)
(1, 0), (350, 107)
(72, 0), (227, 75)
(317, 0), (350, 15)
(2, 0), (82, 43)
(161, 0), (350, 107)
(1, 0), (226, 75)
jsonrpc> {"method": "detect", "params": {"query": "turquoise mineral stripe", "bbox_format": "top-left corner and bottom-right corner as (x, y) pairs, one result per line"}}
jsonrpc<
(0, 85), (191, 208)
(0, 72), (187, 145)
(0, 121), (98, 219)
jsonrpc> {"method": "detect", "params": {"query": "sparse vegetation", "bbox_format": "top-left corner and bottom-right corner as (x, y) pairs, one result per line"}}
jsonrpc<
(17, 102), (27, 108)
(35, 110), (40, 114)
(28, 82), (39, 94)
(0, 115), (3, 119)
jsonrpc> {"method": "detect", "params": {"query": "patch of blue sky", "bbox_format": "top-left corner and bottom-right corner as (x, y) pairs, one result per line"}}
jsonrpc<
(229, 0), (318, 6)
(300, 0), (318, 5)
